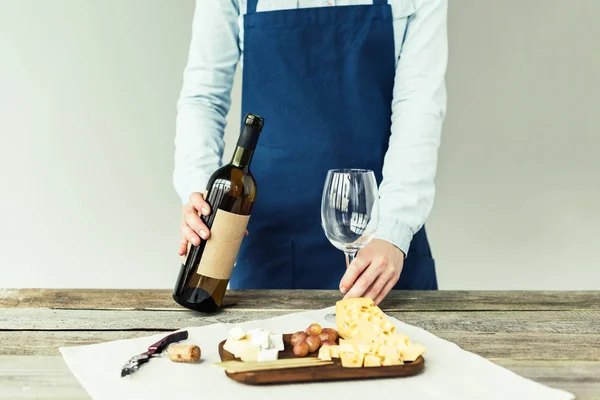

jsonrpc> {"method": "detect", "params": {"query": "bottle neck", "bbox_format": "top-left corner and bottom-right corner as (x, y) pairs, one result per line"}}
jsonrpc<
(231, 124), (260, 169)
(231, 146), (254, 169)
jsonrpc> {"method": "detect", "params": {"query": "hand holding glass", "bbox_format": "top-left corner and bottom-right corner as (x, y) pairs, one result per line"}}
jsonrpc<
(321, 169), (379, 322)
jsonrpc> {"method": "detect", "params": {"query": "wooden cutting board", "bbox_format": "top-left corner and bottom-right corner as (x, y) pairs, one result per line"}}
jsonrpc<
(217, 333), (425, 385)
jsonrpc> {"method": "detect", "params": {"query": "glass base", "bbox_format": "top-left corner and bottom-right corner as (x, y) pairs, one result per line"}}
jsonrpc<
(324, 312), (337, 323)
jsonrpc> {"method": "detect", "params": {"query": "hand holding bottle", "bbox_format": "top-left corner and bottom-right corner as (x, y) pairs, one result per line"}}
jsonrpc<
(178, 192), (250, 257)
(178, 192), (212, 257)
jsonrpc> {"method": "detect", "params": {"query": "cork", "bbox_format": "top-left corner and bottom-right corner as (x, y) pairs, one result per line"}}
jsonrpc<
(167, 344), (201, 363)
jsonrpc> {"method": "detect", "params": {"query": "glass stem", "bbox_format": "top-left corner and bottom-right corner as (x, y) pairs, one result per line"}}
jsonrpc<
(345, 251), (357, 268)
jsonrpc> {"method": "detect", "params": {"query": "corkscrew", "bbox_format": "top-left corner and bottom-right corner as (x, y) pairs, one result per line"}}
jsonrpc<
(120, 330), (189, 377)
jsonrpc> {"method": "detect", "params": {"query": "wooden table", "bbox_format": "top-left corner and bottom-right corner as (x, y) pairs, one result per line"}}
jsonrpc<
(0, 289), (598, 399)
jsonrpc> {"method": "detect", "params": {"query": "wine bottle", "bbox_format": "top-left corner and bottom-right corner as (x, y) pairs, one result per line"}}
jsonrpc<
(173, 113), (264, 313)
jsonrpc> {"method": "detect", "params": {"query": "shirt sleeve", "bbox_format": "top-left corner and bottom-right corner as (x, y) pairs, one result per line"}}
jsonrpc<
(173, 0), (241, 204)
(374, 0), (448, 256)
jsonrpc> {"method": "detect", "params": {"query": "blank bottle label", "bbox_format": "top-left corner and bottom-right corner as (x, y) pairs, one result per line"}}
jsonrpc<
(196, 209), (250, 280)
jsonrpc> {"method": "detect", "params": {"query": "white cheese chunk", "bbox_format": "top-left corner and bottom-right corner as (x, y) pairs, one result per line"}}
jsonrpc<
(240, 345), (261, 362)
(228, 326), (246, 340)
(223, 338), (253, 358)
(257, 348), (279, 362)
(247, 328), (264, 336)
(318, 345), (332, 361)
(268, 333), (284, 351)
(251, 330), (271, 349)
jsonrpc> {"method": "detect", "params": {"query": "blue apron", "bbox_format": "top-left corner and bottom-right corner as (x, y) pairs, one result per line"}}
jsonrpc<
(230, 0), (438, 291)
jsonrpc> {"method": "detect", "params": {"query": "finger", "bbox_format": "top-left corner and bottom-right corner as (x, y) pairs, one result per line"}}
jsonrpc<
(362, 272), (392, 302)
(343, 261), (383, 300)
(374, 275), (400, 305)
(181, 223), (201, 246)
(339, 255), (370, 294)
(244, 229), (249, 236)
(183, 208), (210, 240)
(188, 192), (211, 216)
(178, 238), (188, 256)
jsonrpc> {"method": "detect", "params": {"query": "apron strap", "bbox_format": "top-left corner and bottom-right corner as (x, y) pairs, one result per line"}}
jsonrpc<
(248, 0), (388, 13)
(247, 0), (258, 13)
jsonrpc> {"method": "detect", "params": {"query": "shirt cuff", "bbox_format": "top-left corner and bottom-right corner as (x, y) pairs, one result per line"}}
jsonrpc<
(373, 218), (415, 258)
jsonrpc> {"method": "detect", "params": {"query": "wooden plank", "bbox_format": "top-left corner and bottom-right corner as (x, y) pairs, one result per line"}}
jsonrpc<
(438, 331), (600, 361)
(0, 309), (289, 330)
(2, 309), (600, 335)
(1, 356), (598, 400)
(1, 289), (599, 311)
(394, 310), (600, 335)
(2, 330), (599, 361)
(0, 331), (167, 356)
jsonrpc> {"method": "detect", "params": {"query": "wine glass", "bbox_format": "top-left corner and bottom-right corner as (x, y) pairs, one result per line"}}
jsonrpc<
(320, 169), (379, 323)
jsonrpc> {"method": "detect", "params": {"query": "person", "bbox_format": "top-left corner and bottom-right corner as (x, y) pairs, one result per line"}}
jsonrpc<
(173, 0), (448, 304)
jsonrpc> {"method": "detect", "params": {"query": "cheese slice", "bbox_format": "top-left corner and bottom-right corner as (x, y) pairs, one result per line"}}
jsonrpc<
(401, 342), (426, 362)
(318, 345), (332, 361)
(340, 352), (363, 368)
(364, 354), (382, 367)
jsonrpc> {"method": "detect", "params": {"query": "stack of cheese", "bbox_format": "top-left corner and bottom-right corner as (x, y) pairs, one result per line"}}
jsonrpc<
(223, 327), (284, 362)
(318, 297), (426, 367)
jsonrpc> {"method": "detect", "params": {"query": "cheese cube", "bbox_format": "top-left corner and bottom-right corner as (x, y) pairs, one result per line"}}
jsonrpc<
(375, 344), (398, 360)
(364, 354), (382, 367)
(340, 352), (363, 368)
(339, 338), (371, 349)
(396, 334), (410, 345)
(240, 345), (261, 362)
(228, 326), (246, 340)
(401, 342), (426, 362)
(339, 343), (356, 353)
(382, 357), (403, 366)
(268, 333), (284, 351)
(251, 330), (271, 349)
(318, 345), (332, 361)
(328, 345), (341, 358)
(385, 334), (408, 355)
(257, 348), (279, 362)
(223, 338), (252, 358)
(356, 344), (373, 358)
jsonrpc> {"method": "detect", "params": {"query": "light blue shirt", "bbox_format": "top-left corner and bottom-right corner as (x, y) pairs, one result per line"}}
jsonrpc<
(174, 0), (448, 256)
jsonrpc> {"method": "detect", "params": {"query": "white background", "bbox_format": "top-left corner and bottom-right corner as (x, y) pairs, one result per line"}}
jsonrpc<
(1, 0), (598, 289)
